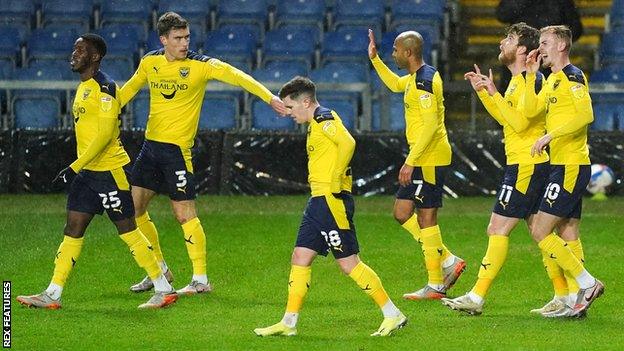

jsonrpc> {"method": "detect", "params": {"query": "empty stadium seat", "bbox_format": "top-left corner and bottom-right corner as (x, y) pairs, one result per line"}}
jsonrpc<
(42, 0), (93, 32)
(311, 62), (368, 83)
(275, 23), (322, 45)
(275, 0), (325, 30)
(590, 66), (624, 83)
(610, 0), (624, 29)
(199, 94), (239, 130)
(100, 57), (134, 82)
(99, 0), (154, 28)
(97, 24), (146, 57)
(12, 94), (62, 129)
(332, 0), (384, 36)
(203, 27), (257, 71)
(321, 29), (369, 65)
(216, 0), (268, 36)
(131, 91), (150, 129)
(591, 103), (618, 131)
(0, 58), (14, 79)
(0, 0), (35, 27)
(253, 63), (308, 83)
(0, 26), (23, 66)
(390, 0), (445, 27)
(158, 0), (211, 30)
(372, 93), (404, 131)
(262, 29), (315, 69)
(251, 98), (295, 130)
(27, 28), (79, 62)
(28, 60), (76, 80)
(600, 32), (624, 66)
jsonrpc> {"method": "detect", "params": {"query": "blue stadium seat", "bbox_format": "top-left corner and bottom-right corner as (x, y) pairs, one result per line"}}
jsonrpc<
(218, 24), (261, 45)
(131, 91), (150, 129)
(372, 93), (404, 131)
(0, 26), (23, 66)
(199, 94), (239, 130)
(591, 103), (618, 131)
(28, 28), (79, 62)
(100, 0), (154, 28)
(42, 0), (93, 32)
(321, 29), (369, 65)
(311, 62), (368, 83)
(275, 0), (325, 30)
(0, 58), (14, 79)
(275, 23), (322, 45)
(590, 66), (624, 83)
(216, 0), (268, 36)
(12, 94), (62, 129)
(332, 0), (384, 36)
(28, 59), (76, 80)
(100, 57), (134, 82)
(263, 29), (316, 69)
(390, 0), (445, 27)
(252, 98), (295, 130)
(0, 0), (35, 27)
(203, 27), (257, 71)
(158, 0), (211, 30)
(316, 98), (357, 130)
(97, 24), (146, 57)
(145, 31), (162, 52)
(610, 0), (624, 29)
(600, 32), (624, 66)
(253, 63), (308, 83)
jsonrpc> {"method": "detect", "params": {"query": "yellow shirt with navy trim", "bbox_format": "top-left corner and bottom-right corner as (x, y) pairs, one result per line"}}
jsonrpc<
(371, 56), (451, 166)
(307, 106), (355, 196)
(71, 71), (130, 172)
(477, 72), (549, 165)
(119, 49), (274, 149)
(524, 64), (592, 165)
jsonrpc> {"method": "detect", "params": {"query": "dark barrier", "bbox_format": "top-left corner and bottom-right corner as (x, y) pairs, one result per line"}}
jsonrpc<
(0, 130), (13, 193)
(1, 130), (622, 195)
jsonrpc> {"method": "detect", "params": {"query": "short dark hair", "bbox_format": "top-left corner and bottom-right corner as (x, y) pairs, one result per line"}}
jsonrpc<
(278, 76), (317, 102)
(541, 25), (573, 52)
(157, 11), (188, 37)
(507, 22), (539, 53)
(79, 33), (107, 61)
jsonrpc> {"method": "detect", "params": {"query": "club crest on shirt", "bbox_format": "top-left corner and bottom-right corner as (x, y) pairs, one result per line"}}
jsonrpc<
(100, 96), (112, 112)
(322, 121), (337, 136)
(507, 84), (516, 96)
(179, 67), (190, 79)
(82, 89), (91, 100)
(419, 93), (432, 109)
(571, 84), (585, 99)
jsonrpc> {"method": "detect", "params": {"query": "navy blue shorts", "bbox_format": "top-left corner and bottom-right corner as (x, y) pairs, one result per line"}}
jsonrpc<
(131, 140), (196, 201)
(396, 166), (448, 208)
(67, 167), (135, 221)
(493, 162), (550, 218)
(539, 165), (590, 219)
(296, 193), (359, 259)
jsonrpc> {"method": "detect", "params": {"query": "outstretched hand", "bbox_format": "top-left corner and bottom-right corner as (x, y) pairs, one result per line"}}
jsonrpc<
(270, 95), (288, 116)
(368, 29), (377, 59)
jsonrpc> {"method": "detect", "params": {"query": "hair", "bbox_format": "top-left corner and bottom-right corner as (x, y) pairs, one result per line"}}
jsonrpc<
(540, 25), (573, 51)
(278, 76), (317, 102)
(157, 12), (189, 37)
(79, 33), (107, 61)
(506, 22), (540, 54)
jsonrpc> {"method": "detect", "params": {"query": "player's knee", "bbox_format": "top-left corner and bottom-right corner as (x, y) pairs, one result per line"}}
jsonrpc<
(114, 218), (137, 235)
(174, 212), (194, 225)
(63, 222), (85, 238)
(393, 210), (411, 224)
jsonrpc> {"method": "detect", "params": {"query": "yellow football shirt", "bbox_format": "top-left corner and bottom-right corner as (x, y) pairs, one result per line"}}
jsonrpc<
(119, 50), (274, 149)
(371, 56), (451, 166)
(307, 106), (355, 196)
(70, 71), (130, 172)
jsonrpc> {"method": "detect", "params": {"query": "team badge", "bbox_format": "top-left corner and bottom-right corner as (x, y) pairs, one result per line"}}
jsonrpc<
(100, 96), (112, 112)
(82, 89), (91, 100)
(507, 84), (516, 96)
(322, 121), (337, 136)
(179, 67), (190, 79)
(553, 79), (561, 90)
(419, 93), (432, 109)
(571, 84), (585, 99)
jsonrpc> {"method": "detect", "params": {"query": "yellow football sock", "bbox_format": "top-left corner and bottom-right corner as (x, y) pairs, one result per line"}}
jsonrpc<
(51, 235), (84, 287)
(421, 225), (444, 285)
(285, 265), (311, 313)
(120, 228), (162, 281)
(472, 235), (509, 298)
(136, 212), (164, 262)
(542, 247), (568, 297)
(538, 234), (584, 279)
(564, 239), (585, 294)
(348, 261), (390, 307)
(401, 214), (422, 243)
(181, 217), (207, 276)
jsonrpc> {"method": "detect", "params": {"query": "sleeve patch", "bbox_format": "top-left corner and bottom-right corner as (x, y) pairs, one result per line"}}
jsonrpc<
(571, 84), (586, 99)
(419, 93), (432, 109)
(322, 121), (337, 136)
(313, 111), (334, 123)
(100, 96), (113, 112)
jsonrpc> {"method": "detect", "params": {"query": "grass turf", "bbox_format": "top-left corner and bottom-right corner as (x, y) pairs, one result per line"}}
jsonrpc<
(1, 195), (623, 350)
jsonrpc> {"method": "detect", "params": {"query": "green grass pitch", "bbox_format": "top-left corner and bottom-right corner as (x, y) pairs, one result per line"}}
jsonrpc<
(2, 195), (623, 350)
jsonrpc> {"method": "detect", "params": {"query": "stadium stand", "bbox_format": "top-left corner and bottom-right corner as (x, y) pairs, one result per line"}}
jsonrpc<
(42, 0), (93, 32)
(199, 94), (239, 130)
(262, 28), (316, 69)
(251, 98), (295, 130)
